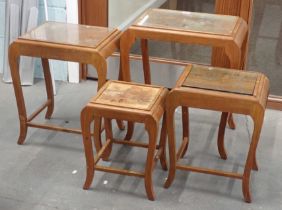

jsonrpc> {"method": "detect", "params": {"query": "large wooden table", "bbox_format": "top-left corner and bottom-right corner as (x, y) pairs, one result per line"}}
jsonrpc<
(120, 8), (248, 83)
(9, 22), (121, 145)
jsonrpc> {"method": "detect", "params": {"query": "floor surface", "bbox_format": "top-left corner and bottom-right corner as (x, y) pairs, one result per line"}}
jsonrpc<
(0, 77), (281, 210)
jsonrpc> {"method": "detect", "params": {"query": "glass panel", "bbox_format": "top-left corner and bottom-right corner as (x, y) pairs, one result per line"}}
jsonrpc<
(20, 22), (115, 48)
(183, 65), (258, 95)
(135, 9), (237, 35)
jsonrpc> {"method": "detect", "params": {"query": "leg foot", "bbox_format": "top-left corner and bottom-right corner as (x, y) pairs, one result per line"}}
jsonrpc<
(17, 119), (27, 145)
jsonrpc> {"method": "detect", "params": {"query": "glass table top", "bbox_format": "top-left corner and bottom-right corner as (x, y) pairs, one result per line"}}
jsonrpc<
(135, 9), (238, 35)
(183, 65), (258, 95)
(20, 22), (116, 48)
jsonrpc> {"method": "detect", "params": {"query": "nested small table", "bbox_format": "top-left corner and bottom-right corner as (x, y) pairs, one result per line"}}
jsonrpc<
(120, 8), (248, 83)
(9, 22), (121, 144)
(81, 80), (168, 200)
(164, 65), (269, 202)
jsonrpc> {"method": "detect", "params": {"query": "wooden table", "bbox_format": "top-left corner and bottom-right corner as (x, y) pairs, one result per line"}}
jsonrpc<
(81, 80), (168, 200)
(119, 8), (248, 137)
(120, 8), (248, 84)
(164, 65), (269, 202)
(9, 22), (121, 145)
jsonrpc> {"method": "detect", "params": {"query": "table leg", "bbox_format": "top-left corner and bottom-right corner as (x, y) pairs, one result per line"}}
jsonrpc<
(141, 39), (151, 84)
(144, 117), (158, 200)
(81, 107), (95, 190)
(120, 30), (135, 82)
(9, 43), (28, 145)
(89, 58), (108, 158)
(91, 58), (107, 90)
(41, 58), (54, 119)
(227, 112), (236, 129)
(159, 112), (168, 171)
(242, 110), (264, 203)
(164, 103), (177, 188)
(120, 31), (136, 139)
(103, 118), (113, 160)
(93, 116), (102, 153)
(122, 121), (133, 140)
(179, 106), (189, 159)
(217, 112), (228, 160)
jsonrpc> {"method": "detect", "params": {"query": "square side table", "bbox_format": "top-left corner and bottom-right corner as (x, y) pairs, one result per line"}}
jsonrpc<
(9, 22), (121, 145)
(120, 8), (248, 83)
(164, 65), (269, 202)
(81, 80), (168, 200)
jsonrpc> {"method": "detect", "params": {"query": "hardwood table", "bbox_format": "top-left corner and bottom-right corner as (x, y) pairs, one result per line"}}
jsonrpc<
(119, 8), (248, 139)
(9, 22), (121, 145)
(120, 8), (248, 84)
(164, 64), (269, 202)
(81, 80), (168, 200)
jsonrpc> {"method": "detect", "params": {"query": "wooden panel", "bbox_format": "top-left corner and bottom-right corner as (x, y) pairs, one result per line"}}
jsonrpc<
(78, 0), (108, 27)
(182, 65), (258, 95)
(212, 0), (253, 70)
(94, 81), (162, 110)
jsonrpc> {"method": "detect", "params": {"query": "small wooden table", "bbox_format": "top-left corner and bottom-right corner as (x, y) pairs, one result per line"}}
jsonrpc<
(81, 80), (168, 200)
(120, 8), (248, 83)
(9, 22), (121, 144)
(164, 65), (269, 202)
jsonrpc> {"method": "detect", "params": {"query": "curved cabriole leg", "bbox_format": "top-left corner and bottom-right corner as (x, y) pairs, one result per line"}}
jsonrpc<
(124, 121), (134, 141)
(81, 107), (95, 190)
(228, 113), (236, 129)
(103, 118), (113, 160)
(242, 112), (264, 203)
(141, 39), (151, 84)
(9, 44), (28, 145)
(116, 66), (126, 131)
(159, 113), (168, 171)
(164, 106), (177, 189)
(217, 112), (228, 160)
(41, 58), (54, 119)
(93, 116), (102, 153)
(180, 106), (189, 158)
(144, 118), (158, 201)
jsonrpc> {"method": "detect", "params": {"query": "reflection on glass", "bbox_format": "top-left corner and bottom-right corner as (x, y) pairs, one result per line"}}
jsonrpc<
(135, 9), (238, 35)
(20, 22), (115, 48)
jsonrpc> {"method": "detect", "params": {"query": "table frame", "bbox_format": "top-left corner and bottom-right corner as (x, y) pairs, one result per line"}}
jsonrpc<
(164, 65), (269, 202)
(120, 14), (248, 83)
(9, 29), (121, 145)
